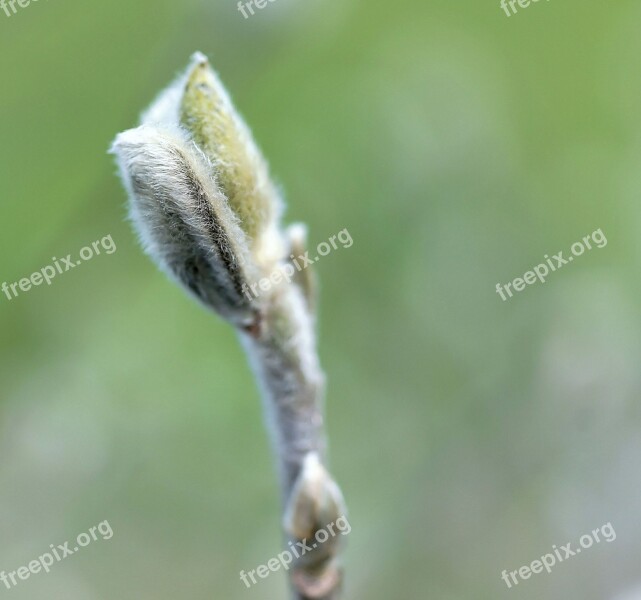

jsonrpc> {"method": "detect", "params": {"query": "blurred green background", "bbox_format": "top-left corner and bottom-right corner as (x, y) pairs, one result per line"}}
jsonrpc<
(1, 0), (641, 598)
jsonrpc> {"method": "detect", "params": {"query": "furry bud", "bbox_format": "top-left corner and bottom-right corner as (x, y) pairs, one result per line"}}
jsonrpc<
(110, 125), (259, 327)
(180, 53), (284, 266)
(284, 452), (346, 542)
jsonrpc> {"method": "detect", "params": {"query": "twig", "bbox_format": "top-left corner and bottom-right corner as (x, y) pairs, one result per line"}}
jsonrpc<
(110, 52), (347, 599)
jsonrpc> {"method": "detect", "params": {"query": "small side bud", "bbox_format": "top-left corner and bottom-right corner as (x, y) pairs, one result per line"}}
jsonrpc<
(283, 452), (346, 541)
(287, 223), (318, 313)
(285, 453), (346, 598)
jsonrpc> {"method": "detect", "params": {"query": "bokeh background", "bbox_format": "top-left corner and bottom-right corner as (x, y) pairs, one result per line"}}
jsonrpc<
(1, 0), (641, 598)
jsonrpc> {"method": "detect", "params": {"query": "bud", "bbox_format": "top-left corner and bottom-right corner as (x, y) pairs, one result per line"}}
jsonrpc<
(283, 452), (346, 542)
(286, 223), (318, 313)
(180, 53), (282, 246)
(110, 125), (259, 327)
(110, 52), (290, 326)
